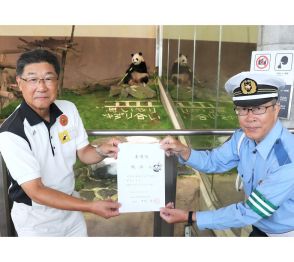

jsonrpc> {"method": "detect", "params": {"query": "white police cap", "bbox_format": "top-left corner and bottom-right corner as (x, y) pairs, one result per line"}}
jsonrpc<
(225, 71), (286, 106)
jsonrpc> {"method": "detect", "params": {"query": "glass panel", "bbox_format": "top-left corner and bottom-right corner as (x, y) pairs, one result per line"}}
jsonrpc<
(161, 25), (258, 236)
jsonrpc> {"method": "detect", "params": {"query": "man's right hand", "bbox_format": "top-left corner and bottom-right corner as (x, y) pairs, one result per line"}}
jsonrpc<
(159, 136), (191, 161)
(160, 202), (189, 224)
(90, 199), (121, 219)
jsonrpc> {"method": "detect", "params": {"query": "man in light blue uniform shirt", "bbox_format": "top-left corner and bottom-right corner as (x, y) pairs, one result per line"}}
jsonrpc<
(160, 71), (294, 236)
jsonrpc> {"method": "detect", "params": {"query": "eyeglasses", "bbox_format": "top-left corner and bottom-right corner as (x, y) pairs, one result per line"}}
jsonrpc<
(20, 76), (58, 87)
(234, 104), (276, 116)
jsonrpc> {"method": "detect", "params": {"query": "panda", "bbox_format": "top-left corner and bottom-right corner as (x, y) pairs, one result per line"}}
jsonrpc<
(171, 54), (192, 87)
(123, 52), (149, 85)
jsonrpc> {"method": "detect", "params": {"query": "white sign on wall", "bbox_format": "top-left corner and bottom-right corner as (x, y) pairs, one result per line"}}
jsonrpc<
(250, 50), (294, 119)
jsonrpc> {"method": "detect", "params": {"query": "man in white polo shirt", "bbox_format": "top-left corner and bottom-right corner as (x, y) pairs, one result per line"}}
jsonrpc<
(0, 49), (121, 236)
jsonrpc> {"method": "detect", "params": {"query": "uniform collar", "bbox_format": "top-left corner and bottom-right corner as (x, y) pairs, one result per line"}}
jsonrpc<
(256, 120), (283, 160)
(20, 100), (63, 127)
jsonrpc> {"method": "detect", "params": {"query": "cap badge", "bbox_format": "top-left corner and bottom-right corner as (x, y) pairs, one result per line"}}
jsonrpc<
(59, 114), (68, 126)
(240, 78), (257, 95)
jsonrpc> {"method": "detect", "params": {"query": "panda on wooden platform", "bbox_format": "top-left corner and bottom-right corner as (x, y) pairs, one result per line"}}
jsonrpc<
(123, 52), (149, 85)
(171, 54), (192, 87)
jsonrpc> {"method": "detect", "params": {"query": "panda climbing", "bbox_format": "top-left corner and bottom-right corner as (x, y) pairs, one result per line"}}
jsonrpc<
(123, 52), (149, 85)
(171, 54), (192, 87)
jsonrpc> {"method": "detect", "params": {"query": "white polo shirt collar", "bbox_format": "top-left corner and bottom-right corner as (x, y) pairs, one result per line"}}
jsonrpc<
(19, 100), (63, 127)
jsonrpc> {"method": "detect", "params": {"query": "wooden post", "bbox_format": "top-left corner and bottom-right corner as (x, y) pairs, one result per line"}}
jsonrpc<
(0, 90), (14, 99)
(57, 25), (75, 97)
(58, 49), (67, 97)
(0, 153), (15, 236)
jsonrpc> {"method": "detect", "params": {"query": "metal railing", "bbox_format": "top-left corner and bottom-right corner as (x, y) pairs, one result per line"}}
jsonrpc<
(87, 128), (294, 136)
(87, 129), (238, 136)
(2, 128), (294, 237)
(0, 129), (228, 237)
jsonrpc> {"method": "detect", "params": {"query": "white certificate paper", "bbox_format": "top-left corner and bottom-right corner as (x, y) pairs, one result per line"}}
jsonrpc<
(117, 143), (165, 213)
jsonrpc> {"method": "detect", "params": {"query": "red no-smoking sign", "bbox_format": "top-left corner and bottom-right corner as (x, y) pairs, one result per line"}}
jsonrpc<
(255, 55), (270, 70)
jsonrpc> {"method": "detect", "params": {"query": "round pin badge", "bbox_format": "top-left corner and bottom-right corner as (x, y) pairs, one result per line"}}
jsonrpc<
(59, 114), (68, 126)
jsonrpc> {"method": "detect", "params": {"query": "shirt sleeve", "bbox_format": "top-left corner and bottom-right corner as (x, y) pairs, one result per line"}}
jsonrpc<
(196, 162), (294, 231)
(181, 131), (242, 173)
(178, 130), (259, 230)
(196, 202), (258, 230)
(0, 132), (41, 185)
(71, 103), (89, 150)
(246, 163), (294, 218)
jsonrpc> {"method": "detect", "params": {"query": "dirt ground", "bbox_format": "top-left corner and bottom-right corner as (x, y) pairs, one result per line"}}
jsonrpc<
(85, 175), (214, 237)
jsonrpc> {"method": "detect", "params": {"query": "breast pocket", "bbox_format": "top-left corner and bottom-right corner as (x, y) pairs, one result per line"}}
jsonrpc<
(237, 165), (252, 194)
